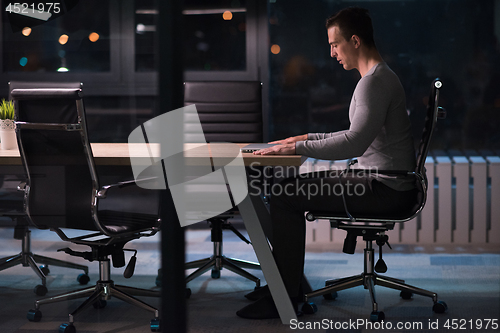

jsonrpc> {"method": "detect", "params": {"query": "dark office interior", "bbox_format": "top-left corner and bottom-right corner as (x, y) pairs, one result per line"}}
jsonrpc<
(0, 0), (499, 332)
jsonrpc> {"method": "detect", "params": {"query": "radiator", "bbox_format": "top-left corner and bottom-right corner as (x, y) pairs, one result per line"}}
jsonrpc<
(301, 155), (500, 245)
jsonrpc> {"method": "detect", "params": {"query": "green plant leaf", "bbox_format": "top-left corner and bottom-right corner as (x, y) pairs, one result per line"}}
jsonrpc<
(0, 99), (14, 120)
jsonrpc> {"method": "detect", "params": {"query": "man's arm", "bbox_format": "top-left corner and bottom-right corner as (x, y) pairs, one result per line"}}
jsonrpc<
(269, 134), (308, 145)
(253, 134), (307, 155)
(296, 75), (390, 160)
(254, 130), (349, 155)
(308, 130), (348, 140)
(256, 73), (390, 158)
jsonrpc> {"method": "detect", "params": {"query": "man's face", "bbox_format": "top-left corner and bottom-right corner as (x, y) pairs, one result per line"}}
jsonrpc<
(327, 26), (356, 71)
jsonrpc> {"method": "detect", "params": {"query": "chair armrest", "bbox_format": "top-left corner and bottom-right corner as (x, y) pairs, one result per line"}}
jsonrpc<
(17, 181), (26, 192)
(347, 169), (410, 176)
(97, 177), (158, 198)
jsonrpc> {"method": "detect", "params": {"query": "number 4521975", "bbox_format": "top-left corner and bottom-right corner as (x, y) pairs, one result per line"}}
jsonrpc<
(6, 3), (61, 14)
(444, 319), (498, 330)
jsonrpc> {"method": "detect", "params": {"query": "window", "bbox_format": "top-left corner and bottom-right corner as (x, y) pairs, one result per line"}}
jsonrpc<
(2, 0), (110, 73)
(183, 1), (247, 71)
(134, 0), (249, 73)
(135, 0), (156, 72)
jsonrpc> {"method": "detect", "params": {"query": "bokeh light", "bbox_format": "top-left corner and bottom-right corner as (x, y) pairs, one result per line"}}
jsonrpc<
(59, 34), (69, 45)
(89, 32), (100, 42)
(222, 11), (233, 20)
(22, 27), (31, 36)
(270, 44), (281, 54)
(19, 57), (28, 66)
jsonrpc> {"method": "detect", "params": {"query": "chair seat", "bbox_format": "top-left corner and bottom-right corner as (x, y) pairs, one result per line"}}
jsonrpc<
(308, 209), (415, 221)
(98, 210), (159, 234)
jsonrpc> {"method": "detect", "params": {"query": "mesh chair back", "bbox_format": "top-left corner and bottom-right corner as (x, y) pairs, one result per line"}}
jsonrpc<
(415, 79), (442, 176)
(12, 87), (98, 231)
(184, 81), (263, 143)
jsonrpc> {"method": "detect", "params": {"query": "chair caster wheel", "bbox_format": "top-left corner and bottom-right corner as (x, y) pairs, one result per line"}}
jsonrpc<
(34, 284), (48, 296)
(323, 291), (338, 300)
(27, 309), (42, 322)
(40, 265), (50, 276)
(301, 302), (318, 314)
(400, 291), (413, 299)
(211, 269), (220, 279)
(77, 273), (90, 285)
(92, 299), (107, 309)
(151, 318), (161, 332)
(185, 288), (191, 298)
(59, 323), (76, 333)
(432, 301), (448, 313)
(370, 311), (385, 322)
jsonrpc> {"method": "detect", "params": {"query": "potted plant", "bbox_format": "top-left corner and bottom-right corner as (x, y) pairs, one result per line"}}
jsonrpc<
(0, 99), (17, 149)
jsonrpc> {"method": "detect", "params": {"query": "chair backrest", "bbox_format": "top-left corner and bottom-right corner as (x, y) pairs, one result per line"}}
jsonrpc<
(393, 78), (443, 220)
(12, 86), (99, 231)
(306, 78), (444, 224)
(415, 78), (443, 177)
(9, 81), (83, 100)
(184, 81), (263, 143)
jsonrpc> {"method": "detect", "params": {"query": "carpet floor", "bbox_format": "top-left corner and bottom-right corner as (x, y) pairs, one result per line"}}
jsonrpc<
(0, 226), (499, 333)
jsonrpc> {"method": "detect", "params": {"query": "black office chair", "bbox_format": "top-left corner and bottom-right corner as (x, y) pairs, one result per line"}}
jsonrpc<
(0, 82), (89, 296)
(12, 87), (162, 333)
(182, 81), (262, 285)
(302, 79), (448, 321)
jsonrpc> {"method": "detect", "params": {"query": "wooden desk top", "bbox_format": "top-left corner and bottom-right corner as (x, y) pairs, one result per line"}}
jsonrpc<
(0, 143), (306, 167)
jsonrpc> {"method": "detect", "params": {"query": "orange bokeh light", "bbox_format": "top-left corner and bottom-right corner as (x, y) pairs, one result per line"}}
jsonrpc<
(59, 34), (69, 45)
(22, 27), (31, 36)
(271, 44), (281, 54)
(89, 32), (100, 42)
(222, 11), (233, 20)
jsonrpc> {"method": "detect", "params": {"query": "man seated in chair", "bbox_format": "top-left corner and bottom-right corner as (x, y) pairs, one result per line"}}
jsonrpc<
(237, 7), (418, 319)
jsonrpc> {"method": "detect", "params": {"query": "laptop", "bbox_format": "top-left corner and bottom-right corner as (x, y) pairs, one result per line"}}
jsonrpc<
(240, 143), (278, 153)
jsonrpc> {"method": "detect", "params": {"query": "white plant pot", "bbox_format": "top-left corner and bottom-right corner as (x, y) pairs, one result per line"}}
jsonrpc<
(0, 119), (17, 150)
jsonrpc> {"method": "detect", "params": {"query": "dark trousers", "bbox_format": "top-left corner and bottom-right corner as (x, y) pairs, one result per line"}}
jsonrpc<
(269, 170), (418, 298)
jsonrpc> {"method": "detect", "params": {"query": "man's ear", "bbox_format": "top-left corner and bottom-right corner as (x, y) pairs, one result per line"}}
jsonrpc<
(351, 35), (361, 48)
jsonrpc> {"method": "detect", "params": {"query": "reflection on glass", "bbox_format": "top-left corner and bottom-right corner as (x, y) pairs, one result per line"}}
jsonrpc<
(2, 0), (110, 73)
(183, 8), (246, 71)
(134, 0), (247, 72)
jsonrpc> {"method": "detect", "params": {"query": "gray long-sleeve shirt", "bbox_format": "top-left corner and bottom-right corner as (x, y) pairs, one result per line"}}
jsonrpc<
(296, 62), (416, 190)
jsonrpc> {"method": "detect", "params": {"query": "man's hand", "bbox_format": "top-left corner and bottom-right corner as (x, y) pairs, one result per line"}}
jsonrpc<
(253, 142), (296, 155)
(269, 134), (308, 145)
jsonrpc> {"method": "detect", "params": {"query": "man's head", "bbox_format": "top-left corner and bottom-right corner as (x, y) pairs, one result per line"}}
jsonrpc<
(326, 7), (376, 49)
(326, 7), (377, 71)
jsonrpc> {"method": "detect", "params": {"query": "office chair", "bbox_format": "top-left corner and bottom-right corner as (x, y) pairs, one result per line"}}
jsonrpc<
(0, 82), (89, 296)
(302, 79), (448, 321)
(12, 87), (162, 333)
(182, 81), (262, 285)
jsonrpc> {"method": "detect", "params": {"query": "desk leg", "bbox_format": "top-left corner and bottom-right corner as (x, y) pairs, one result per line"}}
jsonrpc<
(237, 194), (297, 324)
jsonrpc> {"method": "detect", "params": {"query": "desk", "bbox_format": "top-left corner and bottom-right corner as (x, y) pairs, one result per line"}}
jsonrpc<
(0, 143), (306, 324)
(0, 143), (306, 167)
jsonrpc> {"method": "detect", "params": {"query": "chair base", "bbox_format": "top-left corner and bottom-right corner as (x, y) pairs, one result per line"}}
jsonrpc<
(185, 218), (261, 287)
(304, 240), (442, 320)
(0, 229), (88, 292)
(305, 271), (438, 308)
(28, 258), (160, 329)
(186, 251), (261, 287)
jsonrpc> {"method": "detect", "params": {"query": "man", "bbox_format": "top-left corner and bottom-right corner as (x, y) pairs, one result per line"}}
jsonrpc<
(236, 7), (417, 319)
